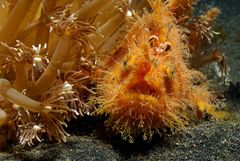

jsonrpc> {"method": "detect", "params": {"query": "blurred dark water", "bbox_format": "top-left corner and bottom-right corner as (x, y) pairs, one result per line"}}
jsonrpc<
(197, 0), (240, 20)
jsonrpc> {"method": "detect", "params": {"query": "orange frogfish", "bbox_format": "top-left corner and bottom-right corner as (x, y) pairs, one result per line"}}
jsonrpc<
(93, 0), (228, 143)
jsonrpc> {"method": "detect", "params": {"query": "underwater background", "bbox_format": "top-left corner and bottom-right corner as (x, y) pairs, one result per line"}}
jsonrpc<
(0, 0), (240, 160)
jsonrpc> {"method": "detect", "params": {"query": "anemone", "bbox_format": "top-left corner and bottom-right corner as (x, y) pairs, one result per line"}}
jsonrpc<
(0, 0), (130, 147)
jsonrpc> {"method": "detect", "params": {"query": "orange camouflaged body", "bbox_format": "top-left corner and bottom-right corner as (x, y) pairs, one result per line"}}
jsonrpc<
(93, 0), (228, 142)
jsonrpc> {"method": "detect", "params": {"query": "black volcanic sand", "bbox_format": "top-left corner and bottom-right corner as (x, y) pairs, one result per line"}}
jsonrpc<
(1, 0), (240, 160)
